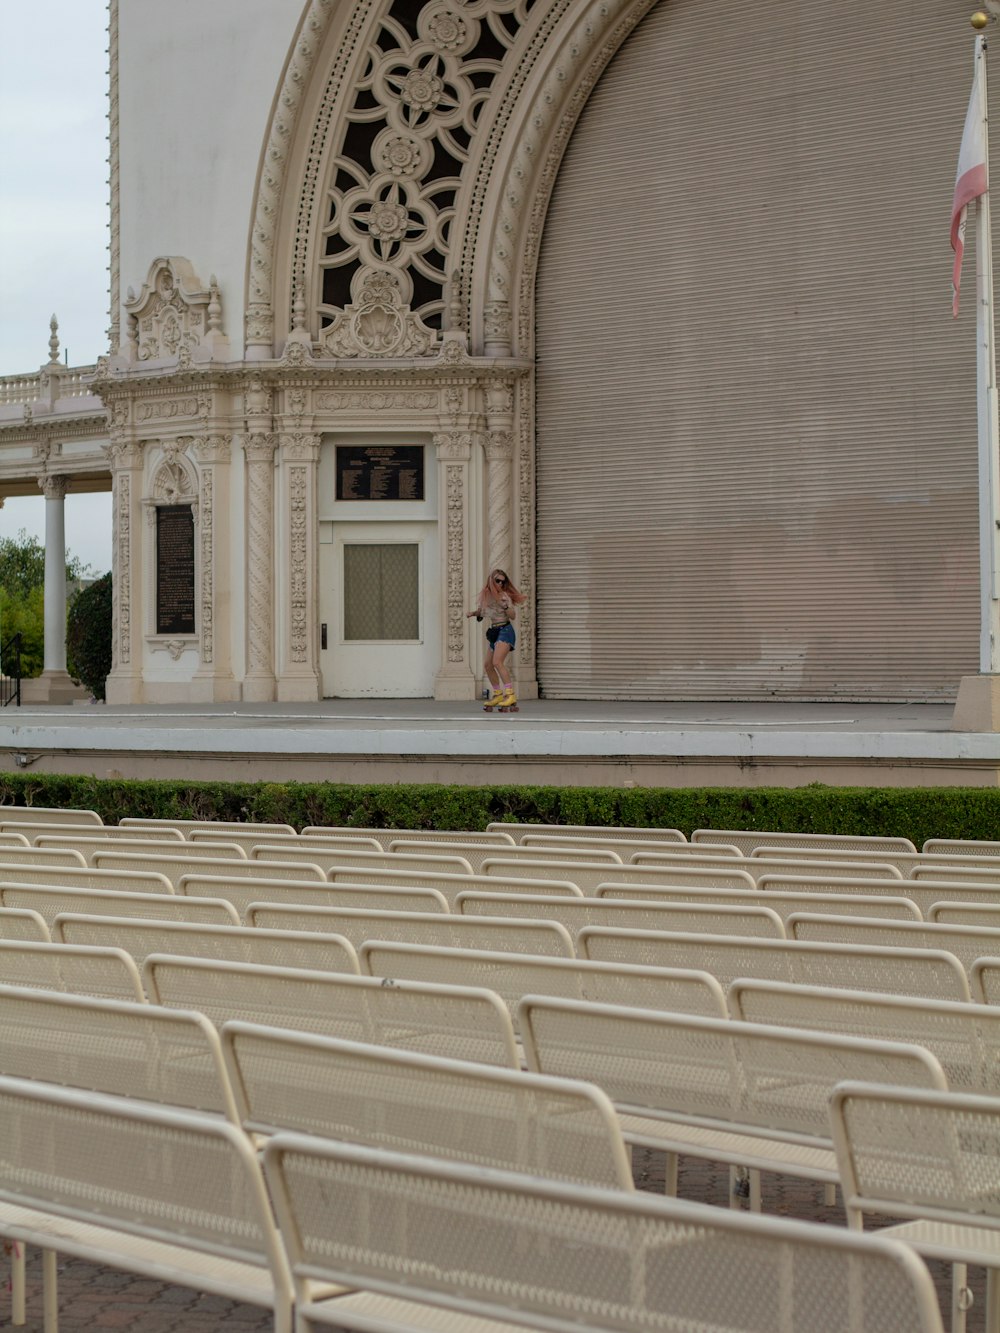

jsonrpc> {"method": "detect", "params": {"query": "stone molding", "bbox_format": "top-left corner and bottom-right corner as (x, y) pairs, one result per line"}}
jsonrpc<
(123, 257), (229, 366)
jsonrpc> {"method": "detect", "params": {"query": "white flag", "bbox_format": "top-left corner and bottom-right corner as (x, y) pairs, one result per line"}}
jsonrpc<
(952, 42), (989, 317)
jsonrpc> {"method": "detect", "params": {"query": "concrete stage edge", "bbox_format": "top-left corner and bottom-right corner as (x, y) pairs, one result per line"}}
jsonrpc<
(2, 699), (1000, 787)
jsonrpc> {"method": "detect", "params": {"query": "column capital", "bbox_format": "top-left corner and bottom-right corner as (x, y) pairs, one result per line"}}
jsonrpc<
(279, 432), (321, 463)
(244, 432), (279, 463)
(38, 474), (69, 502)
(483, 430), (514, 462)
(434, 430), (475, 462)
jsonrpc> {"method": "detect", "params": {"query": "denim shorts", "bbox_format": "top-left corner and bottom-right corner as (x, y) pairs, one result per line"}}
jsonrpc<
(486, 623), (516, 651)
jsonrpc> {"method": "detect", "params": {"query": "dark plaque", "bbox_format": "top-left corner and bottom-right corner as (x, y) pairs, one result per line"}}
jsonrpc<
(156, 505), (196, 636)
(336, 444), (424, 501)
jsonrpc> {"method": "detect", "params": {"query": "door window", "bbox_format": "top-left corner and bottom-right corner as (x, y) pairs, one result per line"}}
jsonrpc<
(343, 543), (419, 641)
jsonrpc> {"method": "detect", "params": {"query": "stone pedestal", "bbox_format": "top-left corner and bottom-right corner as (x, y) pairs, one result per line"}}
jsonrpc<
(22, 672), (88, 705)
(952, 674), (1000, 731)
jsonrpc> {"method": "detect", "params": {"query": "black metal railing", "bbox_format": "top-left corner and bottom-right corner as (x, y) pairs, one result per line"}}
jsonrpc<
(0, 634), (22, 707)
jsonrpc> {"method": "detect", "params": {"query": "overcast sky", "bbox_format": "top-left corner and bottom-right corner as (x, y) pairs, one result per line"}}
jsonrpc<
(1, 0), (112, 574)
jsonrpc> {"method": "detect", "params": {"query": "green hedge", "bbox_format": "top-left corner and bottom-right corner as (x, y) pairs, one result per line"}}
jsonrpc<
(0, 773), (998, 844)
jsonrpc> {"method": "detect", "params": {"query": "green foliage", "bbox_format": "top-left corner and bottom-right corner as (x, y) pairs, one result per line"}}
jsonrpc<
(0, 774), (999, 846)
(0, 529), (95, 679)
(0, 585), (44, 677)
(66, 573), (113, 700)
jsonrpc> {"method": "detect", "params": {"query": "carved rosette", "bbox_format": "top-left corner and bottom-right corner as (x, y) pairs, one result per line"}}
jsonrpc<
(198, 469), (214, 664)
(288, 466), (309, 663)
(434, 431), (472, 663)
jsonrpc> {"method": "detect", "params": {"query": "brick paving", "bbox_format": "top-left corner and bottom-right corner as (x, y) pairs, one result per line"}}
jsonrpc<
(2, 1148), (984, 1331)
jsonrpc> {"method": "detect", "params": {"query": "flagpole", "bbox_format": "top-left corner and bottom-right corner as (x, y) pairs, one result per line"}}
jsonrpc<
(972, 25), (1000, 675)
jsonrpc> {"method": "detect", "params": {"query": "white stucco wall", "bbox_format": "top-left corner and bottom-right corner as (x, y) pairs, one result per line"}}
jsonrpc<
(118, 0), (306, 354)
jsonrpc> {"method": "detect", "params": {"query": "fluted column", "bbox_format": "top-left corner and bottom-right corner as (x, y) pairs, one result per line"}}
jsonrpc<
(433, 430), (477, 700)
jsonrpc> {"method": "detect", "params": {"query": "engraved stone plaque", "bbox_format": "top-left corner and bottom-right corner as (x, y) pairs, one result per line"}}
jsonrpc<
(336, 444), (424, 501)
(156, 505), (196, 636)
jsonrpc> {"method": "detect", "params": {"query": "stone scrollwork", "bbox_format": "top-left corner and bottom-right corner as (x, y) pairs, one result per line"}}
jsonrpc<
(320, 266), (439, 358)
(124, 257), (229, 365)
(149, 440), (197, 505)
(288, 465), (310, 663)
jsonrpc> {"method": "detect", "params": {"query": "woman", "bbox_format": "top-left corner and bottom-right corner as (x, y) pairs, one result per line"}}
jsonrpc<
(466, 568), (525, 710)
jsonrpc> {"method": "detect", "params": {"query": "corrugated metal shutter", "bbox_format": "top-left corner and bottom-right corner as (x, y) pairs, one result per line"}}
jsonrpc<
(536, 0), (984, 700)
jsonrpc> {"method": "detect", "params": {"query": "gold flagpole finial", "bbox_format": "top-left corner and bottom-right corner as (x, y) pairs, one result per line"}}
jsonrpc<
(972, 11), (990, 29)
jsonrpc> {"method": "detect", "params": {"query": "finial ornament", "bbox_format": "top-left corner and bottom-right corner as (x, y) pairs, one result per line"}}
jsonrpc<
(48, 314), (60, 365)
(972, 11), (990, 29)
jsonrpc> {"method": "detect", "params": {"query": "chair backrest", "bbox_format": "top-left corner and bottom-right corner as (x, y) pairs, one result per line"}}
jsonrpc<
(596, 864), (757, 890)
(0, 864), (174, 894)
(971, 957), (1000, 1005)
(0, 983), (238, 1118)
(177, 873), (408, 919)
(0, 883), (240, 927)
(482, 858), (758, 895)
(910, 864), (1000, 886)
(304, 826), (518, 849)
(928, 901), (1000, 928)
(830, 1081), (1000, 1237)
(145, 954), (519, 1066)
(578, 928), (972, 999)
(756, 847), (1000, 880)
(519, 997), (946, 1142)
(6, 822), (182, 845)
(0, 832), (29, 847)
(751, 857), (905, 881)
(0, 906), (49, 940)
(597, 883), (922, 922)
(519, 833), (687, 861)
(758, 873), (944, 916)
(250, 881), (452, 916)
(486, 821), (686, 845)
(693, 829), (917, 856)
(120, 817), (297, 837)
(390, 839), (545, 872)
(93, 850), (251, 886)
(224, 1023), (632, 1187)
(188, 828), (309, 854)
(36, 833), (214, 860)
(359, 941), (728, 1024)
(326, 865), (584, 904)
(0, 1076), (291, 1305)
(922, 838), (1000, 859)
(252, 845), (476, 876)
(0, 806), (103, 826)
(264, 1136), (945, 1333)
(786, 913), (1000, 974)
(0, 938), (146, 1001)
(245, 902), (576, 957)
(0, 846), (87, 868)
(53, 913), (361, 974)
(730, 979), (1000, 1093)
(456, 892), (786, 938)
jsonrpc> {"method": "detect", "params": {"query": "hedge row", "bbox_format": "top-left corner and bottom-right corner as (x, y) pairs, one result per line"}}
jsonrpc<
(1, 773), (999, 844)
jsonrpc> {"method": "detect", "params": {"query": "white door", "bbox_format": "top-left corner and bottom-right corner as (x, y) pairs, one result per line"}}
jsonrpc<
(319, 521), (440, 696)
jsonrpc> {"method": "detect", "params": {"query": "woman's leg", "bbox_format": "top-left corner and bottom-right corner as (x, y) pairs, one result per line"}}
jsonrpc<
(492, 642), (512, 687)
(483, 647), (501, 690)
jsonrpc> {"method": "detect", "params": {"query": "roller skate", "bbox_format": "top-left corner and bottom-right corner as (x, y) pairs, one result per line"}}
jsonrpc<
(495, 685), (519, 713)
(482, 686), (500, 712)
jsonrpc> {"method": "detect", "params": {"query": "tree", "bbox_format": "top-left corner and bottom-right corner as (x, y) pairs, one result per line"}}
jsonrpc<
(66, 573), (113, 700)
(0, 528), (97, 678)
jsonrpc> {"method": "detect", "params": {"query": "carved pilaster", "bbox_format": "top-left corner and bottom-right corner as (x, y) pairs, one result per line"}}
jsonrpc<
(103, 434), (145, 702)
(190, 434), (237, 698)
(483, 430), (514, 574)
(243, 432), (278, 700)
(433, 431), (477, 699)
(277, 432), (321, 701)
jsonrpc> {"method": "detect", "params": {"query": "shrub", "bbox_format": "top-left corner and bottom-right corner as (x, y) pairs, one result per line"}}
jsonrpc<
(66, 572), (112, 700)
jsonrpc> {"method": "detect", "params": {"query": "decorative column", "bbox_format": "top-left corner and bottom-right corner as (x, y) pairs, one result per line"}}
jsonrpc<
(104, 431), (146, 703)
(243, 377), (277, 701)
(276, 430), (321, 701)
(433, 430), (477, 700)
(34, 474), (77, 701)
(191, 433), (238, 701)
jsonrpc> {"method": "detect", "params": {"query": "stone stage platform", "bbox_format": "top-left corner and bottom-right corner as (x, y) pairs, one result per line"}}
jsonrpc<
(1, 698), (999, 787)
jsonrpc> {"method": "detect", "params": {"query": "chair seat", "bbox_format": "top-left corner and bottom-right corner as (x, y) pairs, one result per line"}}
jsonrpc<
(0, 1199), (280, 1306)
(616, 1110), (839, 1181)
(305, 1288), (546, 1332)
(875, 1217), (1000, 1269)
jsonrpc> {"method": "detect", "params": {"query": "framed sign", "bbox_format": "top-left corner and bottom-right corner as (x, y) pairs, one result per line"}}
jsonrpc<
(336, 444), (424, 501)
(156, 505), (196, 635)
